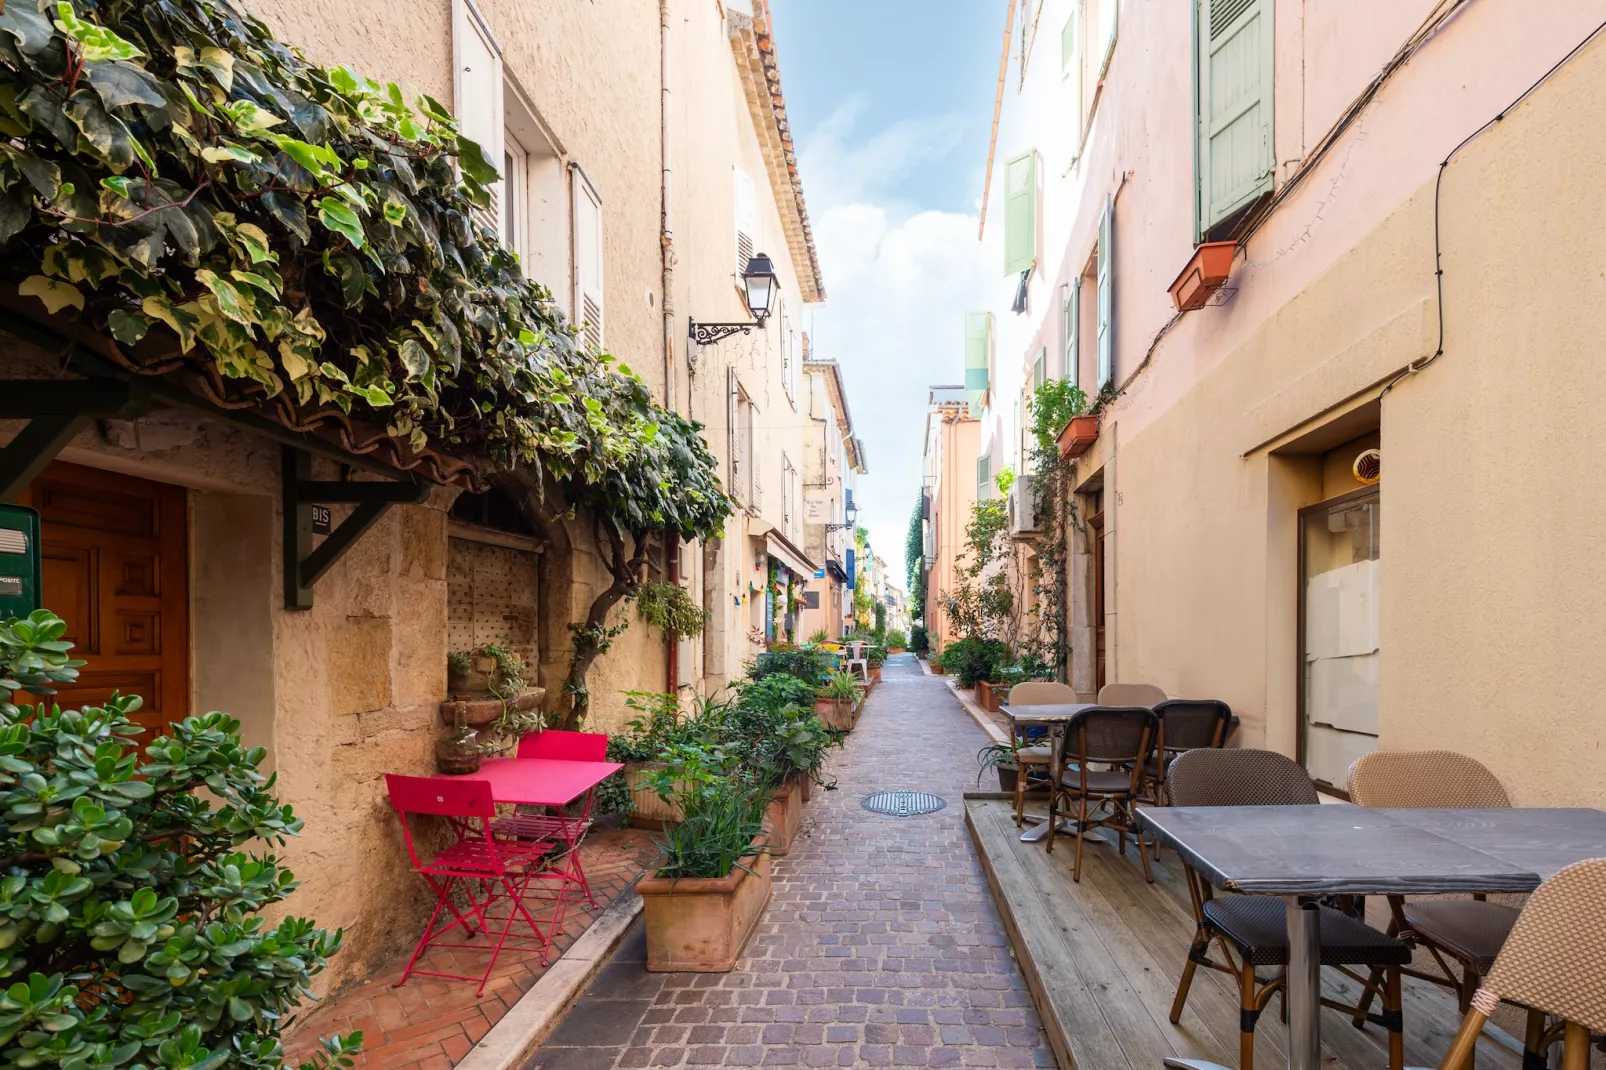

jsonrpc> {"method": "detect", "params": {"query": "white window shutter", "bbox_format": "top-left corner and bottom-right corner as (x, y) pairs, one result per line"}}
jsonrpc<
(572, 168), (604, 350)
(1097, 0), (1119, 78)
(733, 166), (757, 278)
(1066, 278), (1081, 388)
(1096, 195), (1114, 390)
(452, 0), (503, 236)
(727, 366), (740, 496)
(1063, 2), (1084, 150)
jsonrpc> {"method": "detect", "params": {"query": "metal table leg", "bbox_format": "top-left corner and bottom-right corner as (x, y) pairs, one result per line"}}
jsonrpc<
(1286, 896), (1323, 1070)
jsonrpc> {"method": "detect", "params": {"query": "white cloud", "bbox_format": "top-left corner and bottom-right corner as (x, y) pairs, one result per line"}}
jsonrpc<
(798, 103), (1001, 586)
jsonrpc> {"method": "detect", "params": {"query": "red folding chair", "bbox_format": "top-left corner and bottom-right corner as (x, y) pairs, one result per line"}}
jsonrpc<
(386, 774), (558, 994)
(491, 730), (608, 907)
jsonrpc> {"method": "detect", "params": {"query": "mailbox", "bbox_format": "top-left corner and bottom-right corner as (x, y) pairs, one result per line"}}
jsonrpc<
(0, 504), (41, 618)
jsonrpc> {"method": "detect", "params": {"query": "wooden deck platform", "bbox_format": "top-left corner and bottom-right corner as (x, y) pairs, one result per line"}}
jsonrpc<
(965, 795), (1528, 1070)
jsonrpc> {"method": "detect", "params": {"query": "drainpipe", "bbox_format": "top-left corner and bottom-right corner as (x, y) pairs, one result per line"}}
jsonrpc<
(660, 0), (676, 415)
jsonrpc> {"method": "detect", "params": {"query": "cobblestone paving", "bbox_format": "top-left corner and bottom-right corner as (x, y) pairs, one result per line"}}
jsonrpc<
(531, 654), (1052, 1069)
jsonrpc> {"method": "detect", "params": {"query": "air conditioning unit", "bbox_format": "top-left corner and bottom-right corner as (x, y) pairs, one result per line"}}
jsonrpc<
(1008, 484), (1039, 537)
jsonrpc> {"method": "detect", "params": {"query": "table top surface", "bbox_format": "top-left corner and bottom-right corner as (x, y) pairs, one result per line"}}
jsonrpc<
(1000, 702), (1097, 724)
(436, 757), (623, 807)
(1137, 804), (1606, 896)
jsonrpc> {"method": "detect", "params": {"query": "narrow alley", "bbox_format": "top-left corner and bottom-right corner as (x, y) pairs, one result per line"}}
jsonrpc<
(530, 654), (1052, 1069)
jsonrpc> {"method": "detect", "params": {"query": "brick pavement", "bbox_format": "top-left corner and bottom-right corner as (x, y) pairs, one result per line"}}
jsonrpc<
(530, 653), (1053, 1069)
(283, 827), (660, 1070)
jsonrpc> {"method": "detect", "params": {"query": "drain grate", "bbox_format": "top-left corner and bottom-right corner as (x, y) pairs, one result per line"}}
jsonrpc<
(860, 790), (947, 817)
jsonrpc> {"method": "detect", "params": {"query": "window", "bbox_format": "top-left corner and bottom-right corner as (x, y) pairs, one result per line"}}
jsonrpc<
(780, 302), (799, 405)
(729, 370), (757, 508)
(572, 166), (604, 349)
(452, 0), (503, 236)
(501, 134), (527, 257)
(1063, 281), (1081, 388)
(964, 311), (992, 418)
(1061, 2), (1084, 149)
(782, 454), (799, 539)
(977, 453), (992, 501)
(1196, 0), (1273, 238)
(1096, 0), (1119, 79)
(1096, 195), (1114, 390)
(1033, 347), (1046, 391)
(733, 166), (757, 279)
(1002, 150), (1039, 277)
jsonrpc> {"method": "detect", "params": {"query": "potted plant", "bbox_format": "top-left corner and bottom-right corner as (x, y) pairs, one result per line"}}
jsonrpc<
(867, 644), (886, 684)
(816, 670), (860, 731)
(1168, 240), (1237, 311)
(977, 742), (1020, 793)
(1056, 414), (1100, 460)
(636, 752), (773, 972)
(911, 625), (930, 659)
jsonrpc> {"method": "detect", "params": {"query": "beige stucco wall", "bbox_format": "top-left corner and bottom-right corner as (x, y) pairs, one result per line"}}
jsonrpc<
(1044, 10), (1606, 807)
(926, 413), (980, 651)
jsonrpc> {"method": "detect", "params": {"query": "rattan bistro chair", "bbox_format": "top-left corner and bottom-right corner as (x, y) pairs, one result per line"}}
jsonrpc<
(1432, 858), (1606, 1070)
(1346, 752), (1533, 1048)
(1098, 682), (1167, 707)
(1141, 699), (1234, 807)
(1004, 681), (1077, 826)
(1166, 749), (1410, 1070)
(1046, 706), (1156, 883)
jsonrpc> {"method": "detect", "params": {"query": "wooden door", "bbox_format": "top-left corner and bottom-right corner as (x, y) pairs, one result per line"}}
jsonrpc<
(17, 462), (189, 731)
(1090, 511), (1107, 692)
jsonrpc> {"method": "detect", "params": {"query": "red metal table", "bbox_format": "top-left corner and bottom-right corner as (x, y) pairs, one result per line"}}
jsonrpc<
(437, 756), (623, 806)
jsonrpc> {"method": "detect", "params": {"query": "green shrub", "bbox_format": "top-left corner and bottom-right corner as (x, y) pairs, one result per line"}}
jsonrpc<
(942, 637), (1012, 689)
(644, 746), (769, 880)
(910, 626), (930, 654)
(883, 629), (908, 649)
(749, 645), (829, 685)
(733, 675), (817, 713)
(0, 610), (359, 1069)
(818, 671), (861, 702)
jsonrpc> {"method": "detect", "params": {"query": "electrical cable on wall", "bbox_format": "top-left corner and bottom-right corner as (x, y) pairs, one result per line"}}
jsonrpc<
(1379, 14), (1606, 401)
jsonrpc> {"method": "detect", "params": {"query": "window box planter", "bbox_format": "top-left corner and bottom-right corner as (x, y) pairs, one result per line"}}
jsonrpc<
(1168, 240), (1237, 311)
(976, 680), (1008, 712)
(625, 761), (686, 825)
(637, 837), (773, 972)
(1057, 414), (1100, 460)
(763, 777), (804, 856)
(869, 665), (883, 684)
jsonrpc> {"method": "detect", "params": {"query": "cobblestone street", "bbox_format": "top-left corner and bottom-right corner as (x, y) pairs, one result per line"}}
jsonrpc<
(530, 654), (1052, 1068)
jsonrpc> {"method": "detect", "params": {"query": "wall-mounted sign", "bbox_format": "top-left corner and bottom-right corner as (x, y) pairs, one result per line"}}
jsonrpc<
(0, 504), (42, 618)
(805, 494), (827, 523)
(311, 504), (333, 535)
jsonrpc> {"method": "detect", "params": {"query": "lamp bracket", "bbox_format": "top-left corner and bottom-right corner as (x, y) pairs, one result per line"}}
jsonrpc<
(689, 317), (763, 347)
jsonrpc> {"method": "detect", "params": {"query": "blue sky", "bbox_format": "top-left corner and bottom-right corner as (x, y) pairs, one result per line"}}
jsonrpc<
(767, 0), (1002, 590)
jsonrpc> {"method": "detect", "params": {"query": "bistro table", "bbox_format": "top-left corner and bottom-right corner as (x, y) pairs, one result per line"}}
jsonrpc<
(1138, 803), (1606, 1070)
(438, 756), (623, 807)
(999, 703), (1095, 842)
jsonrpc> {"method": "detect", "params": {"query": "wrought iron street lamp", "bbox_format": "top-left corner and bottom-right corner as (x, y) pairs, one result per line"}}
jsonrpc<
(689, 252), (779, 346)
(824, 494), (858, 535)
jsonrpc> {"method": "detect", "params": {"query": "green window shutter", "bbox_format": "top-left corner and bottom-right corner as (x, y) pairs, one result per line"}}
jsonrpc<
(1096, 195), (1113, 390)
(1033, 348), (1046, 391)
(1002, 150), (1039, 276)
(977, 453), (991, 500)
(1064, 279), (1081, 387)
(964, 310), (992, 417)
(1064, 2), (1085, 152)
(1196, 0), (1273, 236)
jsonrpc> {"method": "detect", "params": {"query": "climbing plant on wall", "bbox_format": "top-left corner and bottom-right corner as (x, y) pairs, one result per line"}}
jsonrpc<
(905, 493), (924, 622)
(1023, 379), (1089, 680)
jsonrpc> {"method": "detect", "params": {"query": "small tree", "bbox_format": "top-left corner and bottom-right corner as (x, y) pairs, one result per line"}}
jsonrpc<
(0, 610), (359, 1070)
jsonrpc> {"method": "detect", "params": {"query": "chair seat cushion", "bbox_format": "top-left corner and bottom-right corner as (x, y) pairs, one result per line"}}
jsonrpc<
(1203, 896), (1411, 968)
(1058, 768), (1136, 794)
(1015, 745), (1053, 762)
(1402, 899), (1520, 975)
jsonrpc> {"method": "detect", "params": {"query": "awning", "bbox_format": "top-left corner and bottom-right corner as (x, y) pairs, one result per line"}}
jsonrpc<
(763, 531), (818, 578)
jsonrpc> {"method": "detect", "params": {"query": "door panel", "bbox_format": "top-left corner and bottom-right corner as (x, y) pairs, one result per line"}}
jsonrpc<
(18, 462), (189, 731)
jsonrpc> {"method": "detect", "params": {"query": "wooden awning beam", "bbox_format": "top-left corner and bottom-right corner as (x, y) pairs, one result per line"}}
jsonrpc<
(0, 378), (151, 501)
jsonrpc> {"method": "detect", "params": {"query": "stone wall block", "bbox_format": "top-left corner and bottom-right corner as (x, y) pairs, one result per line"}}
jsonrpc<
(327, 615), (393, 714)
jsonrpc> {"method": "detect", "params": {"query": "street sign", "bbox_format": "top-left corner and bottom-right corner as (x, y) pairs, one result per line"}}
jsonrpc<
(311, 504), (333, 534)
(0, 504), (42, 618)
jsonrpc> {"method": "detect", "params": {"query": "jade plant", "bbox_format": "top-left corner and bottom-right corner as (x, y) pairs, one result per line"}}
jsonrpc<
(0, 609), (359, 1069)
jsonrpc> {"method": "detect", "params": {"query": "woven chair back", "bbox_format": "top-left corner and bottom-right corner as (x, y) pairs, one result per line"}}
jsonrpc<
(1098, 682), (1167, 707)
(1167, 748), (1319, 807)
(1346, 750), (1511, 809)
(1007, 681), (1078, 705)
(1059, 706), (1156, 766)
(1153, 699), (1233, 752)
(1479, 858), (1606, 1033)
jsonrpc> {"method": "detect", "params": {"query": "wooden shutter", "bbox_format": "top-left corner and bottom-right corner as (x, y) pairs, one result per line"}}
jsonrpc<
(977, 453), (991, 501)
(452, 0), (503, 235)
(572, 167), (604, 349)
(1064, 280), (1081, 387)
(1064, 3), (1085, 150)
(1002, 150), (1038, 276)
(1197, 0), (1273, 235)
(1096, 0), (1119, 78)
(964, 311), (992, 417)
(1033, 348), (1046, 391)
(734, 166), (757, 277)
(1096, 195), (1113, 390)
(727, 365), (739, 495)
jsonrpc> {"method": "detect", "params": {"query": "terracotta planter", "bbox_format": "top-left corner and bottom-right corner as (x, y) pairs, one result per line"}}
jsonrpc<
(1056, 414), (1100, 460)
(626, 762), (686, 824)
(869, 665), (883, 684)
(637, 839), (773, 972)
(799, 774), (812, 804)
(763, 778), (804, 856)
(814, 696), (849, 731)
(439, 685), (546, 727)
(1168, 240), (1237, 311)
(889, 647), (905, 655)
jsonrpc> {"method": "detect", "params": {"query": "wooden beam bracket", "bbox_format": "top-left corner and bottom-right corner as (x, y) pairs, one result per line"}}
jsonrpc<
(0, 378), (151, 501)
(282, 445), (431, 609)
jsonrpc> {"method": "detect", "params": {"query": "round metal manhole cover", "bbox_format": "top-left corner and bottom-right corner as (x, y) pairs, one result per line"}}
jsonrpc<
(860, 790), (947, 817)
